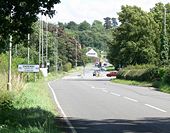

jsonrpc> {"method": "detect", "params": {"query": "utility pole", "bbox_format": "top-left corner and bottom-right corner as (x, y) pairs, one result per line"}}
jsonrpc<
(39, 20), (41, 67)
(7, 7), (14, 91)
(46, 16), (48, 66)
(160, 6), (169, 66)
(41, 19), (44, 67)
(28, 34), (30, 64)
(75, 40), (77, 68)
(55, 26), (58, 72)
(27, 34), (30, 81)
(164, 6), (166, 35)
(7, 35), (12, 91)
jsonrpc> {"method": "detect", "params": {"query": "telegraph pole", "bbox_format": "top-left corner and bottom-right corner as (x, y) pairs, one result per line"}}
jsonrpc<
(46, 16), (48, 66)
(7, 35), (12, 91)
(27, 34), (30, 81)
(39, 20), (41, 67)
(55, 26), (58, 72)
(160, 6), (169, 66)
(7, 7), (14, 91)
(28, 34), (30, 64)
(75, 40), (77, 68)
(163, 6), (166, 35)
(41, 18), (44, 67)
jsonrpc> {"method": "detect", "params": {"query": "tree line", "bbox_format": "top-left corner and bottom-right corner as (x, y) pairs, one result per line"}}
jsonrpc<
(107, 2), (170, 68)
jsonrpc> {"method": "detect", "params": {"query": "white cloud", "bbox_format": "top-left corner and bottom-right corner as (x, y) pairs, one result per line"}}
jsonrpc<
(47, 0), (169, 24)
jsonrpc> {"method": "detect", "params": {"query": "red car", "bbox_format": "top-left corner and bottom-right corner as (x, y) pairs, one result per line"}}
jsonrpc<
(106, 71), (118, 77)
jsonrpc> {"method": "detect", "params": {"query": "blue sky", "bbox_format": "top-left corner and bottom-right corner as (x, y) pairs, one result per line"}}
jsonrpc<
(46, 0), (169, 24)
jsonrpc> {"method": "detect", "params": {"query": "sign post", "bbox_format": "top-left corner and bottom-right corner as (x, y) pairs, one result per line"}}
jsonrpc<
(18, 64), (39, 82)
(18, 64), (39, 73)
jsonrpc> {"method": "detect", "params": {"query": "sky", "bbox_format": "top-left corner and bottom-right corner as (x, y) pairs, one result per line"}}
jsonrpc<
(46, 0), (169, 24)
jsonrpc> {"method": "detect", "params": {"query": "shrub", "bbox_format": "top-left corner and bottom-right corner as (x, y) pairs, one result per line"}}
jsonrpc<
(63, 62), (72, 72)
(0, 91), (14, 110)
(162, 68), (170, 85)
(0, 91), (14, 123)
(117, 65), (162, 82)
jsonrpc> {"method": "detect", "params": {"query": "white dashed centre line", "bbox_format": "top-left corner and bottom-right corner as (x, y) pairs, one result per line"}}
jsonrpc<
(145, 104), (167, 113)
(111, 92), (121, 97)
(124, 97), (138, 102)
(91, 86), (95, 89)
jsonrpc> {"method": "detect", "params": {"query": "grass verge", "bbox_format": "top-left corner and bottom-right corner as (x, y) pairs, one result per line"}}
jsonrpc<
(0, 71), (70, 133)
(112, 79), (170, 94)
(111, 79), (153, 87)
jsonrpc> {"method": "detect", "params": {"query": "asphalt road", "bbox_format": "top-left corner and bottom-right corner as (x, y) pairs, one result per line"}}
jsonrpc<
(49, 68), (170, 133)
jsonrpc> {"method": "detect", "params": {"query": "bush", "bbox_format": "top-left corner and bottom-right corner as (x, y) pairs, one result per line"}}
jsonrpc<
(63, 62), (72, 72)
(162, 68), (170, 85)
(117, 65), (162, 82)
(0, 91), (14, 110)
(0, 91), (14, 123)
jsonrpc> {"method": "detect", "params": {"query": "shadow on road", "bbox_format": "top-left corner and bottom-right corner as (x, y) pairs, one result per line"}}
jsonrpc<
(56, 117), (170, 133)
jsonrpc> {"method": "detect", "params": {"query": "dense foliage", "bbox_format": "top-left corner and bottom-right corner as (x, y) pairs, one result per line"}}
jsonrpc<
(0, 0), (60, 46)
(107, 3), (170, 67)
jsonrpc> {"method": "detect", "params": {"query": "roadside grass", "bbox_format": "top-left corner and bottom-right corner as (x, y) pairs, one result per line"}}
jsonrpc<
(0, 67), (83, 133)
(0, 70), (72, 133)
(112, 79), (170, 94)
(0, 79), (61, 133)
(112, 79), (153, 87)
(159, 84), (170, 93)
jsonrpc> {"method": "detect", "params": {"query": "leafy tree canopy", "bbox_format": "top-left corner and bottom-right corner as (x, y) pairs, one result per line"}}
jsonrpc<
(0, 0), (60, 44)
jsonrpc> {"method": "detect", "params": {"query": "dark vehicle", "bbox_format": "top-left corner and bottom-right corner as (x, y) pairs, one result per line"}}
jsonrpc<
(106, 71), (118, 77)
(93, 70), (100, 76)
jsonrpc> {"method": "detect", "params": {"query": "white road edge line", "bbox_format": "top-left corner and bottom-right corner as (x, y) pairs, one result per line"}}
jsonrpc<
(111, 92), (121, 97)
(124, 97), (138, 102)
(48, 82), (77, 133)
(102, 90), (108, 93)
(145, 104), (167, 113)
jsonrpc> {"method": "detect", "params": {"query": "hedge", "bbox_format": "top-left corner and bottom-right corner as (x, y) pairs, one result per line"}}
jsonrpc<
(117, 65), (169, 83)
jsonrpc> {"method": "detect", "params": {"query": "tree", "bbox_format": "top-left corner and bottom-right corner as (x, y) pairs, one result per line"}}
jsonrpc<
(108, 5), (159, 67)
(66, 21), (78, 30)
(150, 3), (170, 65)
(91, 20), (104, 32)
(104, 17), (112, 29)
(0, 0), (60, 45)
(78, 21), (91, 31)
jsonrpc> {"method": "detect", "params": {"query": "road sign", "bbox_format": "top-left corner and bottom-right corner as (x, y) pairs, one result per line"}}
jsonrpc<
(86, 49), (98, 57)
(18, 64), (39, 73)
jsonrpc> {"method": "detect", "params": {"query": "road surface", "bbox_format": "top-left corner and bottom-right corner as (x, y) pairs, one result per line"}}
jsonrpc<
(49, 67), (170, 133)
